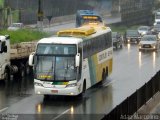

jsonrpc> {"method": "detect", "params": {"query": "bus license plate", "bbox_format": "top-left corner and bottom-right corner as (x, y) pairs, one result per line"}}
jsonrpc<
(51, 90), (58, 93)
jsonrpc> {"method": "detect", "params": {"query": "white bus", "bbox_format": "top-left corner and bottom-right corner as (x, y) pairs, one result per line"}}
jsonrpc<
(29, 25), (113, 97)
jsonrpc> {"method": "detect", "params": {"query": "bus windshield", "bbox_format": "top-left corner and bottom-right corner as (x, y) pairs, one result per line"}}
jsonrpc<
(35, 56), (77, 81)
(35, 44), (77, 81)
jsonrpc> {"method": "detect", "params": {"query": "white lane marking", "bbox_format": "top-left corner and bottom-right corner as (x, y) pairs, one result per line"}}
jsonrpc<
(52, 108), (70, 120)
(0, 107), (8, 113)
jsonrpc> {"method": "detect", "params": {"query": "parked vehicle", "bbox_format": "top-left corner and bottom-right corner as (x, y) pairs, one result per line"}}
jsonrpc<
(0, 35), (36, 81)
(124, 30), (141, 44)
(137, 26), (151, 36)
(139, 35), (160, 51)
(112, 32), (123, 49)
(8, 23), (24, 31)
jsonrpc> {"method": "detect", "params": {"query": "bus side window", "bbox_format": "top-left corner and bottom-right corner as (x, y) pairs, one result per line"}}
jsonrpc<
(91, 39), (95, 55)
(78, 45), (82, 80)
(108, 32), (112, 47)
(83, 42), (87, 58)
(104, 34), (108, 48)
(86, 41), (90, 57)
(98, 37), (101, 52)
(0, 41), (2, 53)
(101, 35), (105, 50)
(95, 37), (98, 52)
(88, 40), (91, 56)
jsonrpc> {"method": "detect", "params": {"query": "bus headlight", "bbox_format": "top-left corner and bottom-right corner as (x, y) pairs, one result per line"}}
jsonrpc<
(66, 83), (77, 88)
(34, 82), (43, 87)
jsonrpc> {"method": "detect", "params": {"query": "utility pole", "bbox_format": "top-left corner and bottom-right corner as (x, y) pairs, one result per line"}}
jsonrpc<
(37, 0), (43, 31)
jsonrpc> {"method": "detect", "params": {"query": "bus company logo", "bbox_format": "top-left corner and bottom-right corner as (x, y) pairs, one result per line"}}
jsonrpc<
(97, 49), (112, 64)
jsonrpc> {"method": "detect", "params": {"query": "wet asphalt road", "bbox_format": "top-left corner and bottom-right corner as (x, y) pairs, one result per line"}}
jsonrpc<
(0, 44), (160, 120)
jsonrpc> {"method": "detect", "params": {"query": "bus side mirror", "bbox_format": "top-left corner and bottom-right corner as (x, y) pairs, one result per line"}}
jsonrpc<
(29, 52), (35, 66)
(75, 54), (80, 67)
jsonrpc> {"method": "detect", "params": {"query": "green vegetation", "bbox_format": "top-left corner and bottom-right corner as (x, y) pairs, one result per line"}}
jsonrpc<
(0, 0), (4, 8)
(0, 29), (50, 44)
(109, 25), (140, 34)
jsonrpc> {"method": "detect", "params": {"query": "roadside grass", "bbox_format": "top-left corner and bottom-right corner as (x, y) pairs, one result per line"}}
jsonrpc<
(0, 25), (141, 44)
(0, 29), (50, 44)
(109, 25), (140, 34)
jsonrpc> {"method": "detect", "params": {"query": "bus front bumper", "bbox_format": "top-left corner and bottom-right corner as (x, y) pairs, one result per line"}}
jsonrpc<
(35, 86), (80, 96)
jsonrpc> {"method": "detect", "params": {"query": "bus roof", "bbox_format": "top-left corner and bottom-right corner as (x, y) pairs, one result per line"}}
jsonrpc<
(37, 37), (82, 45)
(77, 10), (100, 16)
(57, 25), (111, 38)
(38, 26), (111, 45)
(57, 26), (96, 37)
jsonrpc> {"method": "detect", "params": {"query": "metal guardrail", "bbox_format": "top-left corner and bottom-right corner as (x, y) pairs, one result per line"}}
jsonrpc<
(102, 71), (160, 120)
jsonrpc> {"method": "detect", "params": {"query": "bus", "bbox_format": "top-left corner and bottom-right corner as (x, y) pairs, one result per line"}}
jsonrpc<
(29, 25), (112, 97)
(76, 10), (103, 27)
